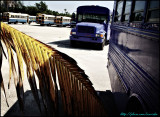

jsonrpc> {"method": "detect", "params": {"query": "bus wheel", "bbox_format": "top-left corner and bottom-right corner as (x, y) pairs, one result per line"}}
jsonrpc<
(126, 97), (144, 113)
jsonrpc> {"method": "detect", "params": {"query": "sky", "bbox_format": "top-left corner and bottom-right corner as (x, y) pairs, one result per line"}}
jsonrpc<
(22, 1), (114, 14)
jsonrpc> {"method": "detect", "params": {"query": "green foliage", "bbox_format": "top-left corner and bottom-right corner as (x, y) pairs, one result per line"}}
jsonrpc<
(1, 1), (72, 17)
(26, 6), (38, 16)
(35, 1), (48, 13)
(0, 6), (8, 13)
(44, 9), (53, 15)
(52, 11), (59, 16)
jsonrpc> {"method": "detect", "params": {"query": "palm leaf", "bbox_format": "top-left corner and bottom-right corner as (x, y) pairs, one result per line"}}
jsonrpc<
(0, 42), (9, 107)
(1, 22), (107, 116)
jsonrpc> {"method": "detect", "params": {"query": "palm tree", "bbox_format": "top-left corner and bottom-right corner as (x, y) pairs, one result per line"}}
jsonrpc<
(64, 9), (67, 15)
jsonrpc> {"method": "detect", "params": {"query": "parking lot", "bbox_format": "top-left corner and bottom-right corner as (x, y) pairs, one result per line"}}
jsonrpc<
(1, 23), (112, 115)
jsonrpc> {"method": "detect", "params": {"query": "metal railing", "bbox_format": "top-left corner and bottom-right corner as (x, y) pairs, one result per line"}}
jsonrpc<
(0, 22), (107, 116)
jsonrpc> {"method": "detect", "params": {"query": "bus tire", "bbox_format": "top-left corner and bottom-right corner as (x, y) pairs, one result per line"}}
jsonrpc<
(126, 97), (144, 113)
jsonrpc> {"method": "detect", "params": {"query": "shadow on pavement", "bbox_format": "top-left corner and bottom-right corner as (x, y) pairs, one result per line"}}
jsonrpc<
(4, 90), (44, 116)
(4, 90), (65, 116)
(47, 39), (108, 51)
(4, 89), (121, 117)
(97, 90), (119, 117)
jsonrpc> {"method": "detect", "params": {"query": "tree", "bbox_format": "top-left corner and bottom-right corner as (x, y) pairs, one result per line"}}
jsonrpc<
(64, 9), (67, 15)
(1, 1), (71, 17)
(71, 13), (76, 21)
(17, 1), (24, 9)
(45, 9), (53, 15)
(26, 6), (38, 16)
(52, 11), (59, 16)
(35, 1), (47, 13)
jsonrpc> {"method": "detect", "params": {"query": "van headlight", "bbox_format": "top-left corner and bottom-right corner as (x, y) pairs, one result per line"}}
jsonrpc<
(96, 34), (103, 38)
(70, 31), (76, 35)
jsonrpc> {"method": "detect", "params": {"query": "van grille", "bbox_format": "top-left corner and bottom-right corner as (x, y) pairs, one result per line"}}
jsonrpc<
(77, 26), (95, 34)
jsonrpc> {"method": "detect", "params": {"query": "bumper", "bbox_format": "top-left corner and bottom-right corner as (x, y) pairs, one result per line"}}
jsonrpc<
(70, 35), (104, 44)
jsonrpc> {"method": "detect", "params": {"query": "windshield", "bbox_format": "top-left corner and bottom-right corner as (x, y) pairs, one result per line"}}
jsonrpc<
(78, 13), (107, 23)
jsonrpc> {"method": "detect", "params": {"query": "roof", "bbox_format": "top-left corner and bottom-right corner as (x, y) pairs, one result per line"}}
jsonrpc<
(56, 16), (71, 19)
(3, 12), (29, 16)
(37, 14), (55, 17)
(77, 5), (110, 15)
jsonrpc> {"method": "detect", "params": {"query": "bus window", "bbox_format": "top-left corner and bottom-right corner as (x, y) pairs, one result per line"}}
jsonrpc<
(48, 17), (51, 20)
(147, 1), (159, 22)
(122, 1), (132, 21)
(132, 1), (145, 21)
(114, 0), (124, 22)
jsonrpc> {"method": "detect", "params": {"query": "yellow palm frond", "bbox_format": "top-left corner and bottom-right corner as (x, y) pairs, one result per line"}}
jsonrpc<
(0, 22), (107, 116)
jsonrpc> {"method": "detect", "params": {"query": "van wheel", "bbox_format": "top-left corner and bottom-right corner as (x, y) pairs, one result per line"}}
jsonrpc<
(104, 33), (109, 45)
(98, 43), (104, 50)
(98, 39), (105, 50)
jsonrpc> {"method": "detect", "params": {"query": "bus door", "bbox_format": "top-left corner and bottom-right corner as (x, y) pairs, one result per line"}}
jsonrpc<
(36, 15), (39, 23)
(41, 15), (44, 24)
(3, 13), (9, 22)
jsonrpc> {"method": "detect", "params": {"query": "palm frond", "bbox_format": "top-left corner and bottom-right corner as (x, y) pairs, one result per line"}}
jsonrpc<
(1, 22), (107, 116)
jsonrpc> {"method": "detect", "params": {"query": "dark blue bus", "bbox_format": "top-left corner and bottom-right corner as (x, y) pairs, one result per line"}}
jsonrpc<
(108, 0), (159, 113)
(70, 5), (110, 50)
